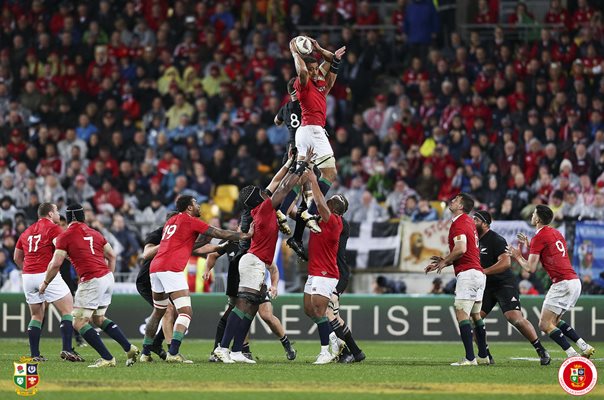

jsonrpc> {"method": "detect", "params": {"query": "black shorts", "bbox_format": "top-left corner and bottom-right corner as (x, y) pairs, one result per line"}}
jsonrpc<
(226, 253), (243, 298)
(481, 284), (521, 315)
(136, 271), (153, 308)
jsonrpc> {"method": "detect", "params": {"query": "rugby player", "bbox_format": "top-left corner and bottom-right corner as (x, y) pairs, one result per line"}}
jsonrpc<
(214, 153), (308, 363)
(39, 203), (137, 368)
(142, 195), (252, 363)
(14, 203), (83, 362)
(283, 37), (346, 259)
(304, 167), (349, 364)
(473, 210), (550, 365)
(425, 194), (489, 366)
(507, 205), (596, 359)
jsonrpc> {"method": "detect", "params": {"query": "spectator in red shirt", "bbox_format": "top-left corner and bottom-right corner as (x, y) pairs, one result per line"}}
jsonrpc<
(475, 0), (497, 24)
(572, 0), (594, 31)
(7, 130), (27, 161)
(356, 1), (379, 26)
(87, 146), (119, 178)
(93, 179), (124, 212)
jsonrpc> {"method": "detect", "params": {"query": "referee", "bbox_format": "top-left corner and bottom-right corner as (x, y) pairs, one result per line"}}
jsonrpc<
(473, 210), (551, 366)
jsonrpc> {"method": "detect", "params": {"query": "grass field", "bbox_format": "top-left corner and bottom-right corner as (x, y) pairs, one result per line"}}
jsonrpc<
(0, 339), (602, 400)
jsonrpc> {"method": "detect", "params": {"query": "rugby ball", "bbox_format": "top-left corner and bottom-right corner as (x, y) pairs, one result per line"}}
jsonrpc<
(295, 36), (313, 55)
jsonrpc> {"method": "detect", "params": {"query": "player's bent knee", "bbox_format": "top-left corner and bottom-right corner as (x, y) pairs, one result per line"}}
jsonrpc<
(175, 313), (192, 330)
(454, 299), (475, 316)
(153, 297), (170, 310)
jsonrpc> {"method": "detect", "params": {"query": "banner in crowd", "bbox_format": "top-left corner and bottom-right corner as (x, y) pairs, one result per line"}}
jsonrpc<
(398, 220), (451, 272)
(346, 221), (401, 269)
(1, 294), (603, 341)
(573, 221), (604, 279)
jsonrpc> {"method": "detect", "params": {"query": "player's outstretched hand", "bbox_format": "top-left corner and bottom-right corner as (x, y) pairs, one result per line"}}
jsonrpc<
(430, 255), (444, 263)
(289, 38), (298, 54)
(424, 262), (437, 274)
(202, 269), (212, 281)
(517, 233), (529, 248)
(305, 146), (315, 162)
(334, 46), (346, 59)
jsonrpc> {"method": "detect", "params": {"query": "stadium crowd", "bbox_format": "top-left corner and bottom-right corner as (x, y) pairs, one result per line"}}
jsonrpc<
(0, 0), (604, 294)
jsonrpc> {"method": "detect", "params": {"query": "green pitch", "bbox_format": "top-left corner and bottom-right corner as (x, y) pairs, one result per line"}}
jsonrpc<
(0, 339), (602, 400)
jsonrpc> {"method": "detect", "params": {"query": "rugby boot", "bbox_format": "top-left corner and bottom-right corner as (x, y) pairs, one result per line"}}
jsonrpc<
(231, 351), (257, 364)
(276, 210), (292, 235)
(301, 210), (321, 233)
(166, 353), (194, 364)
(125, 344), (140, 366)
(537, 349), (551, 365)
(286, 238), (308, 261)
(213, 346), (235, 364)
(450, 358), (478, 366)
(60, 350), (84, 362)
(88, 357), (116, 368)
(581, 345), (595, 359)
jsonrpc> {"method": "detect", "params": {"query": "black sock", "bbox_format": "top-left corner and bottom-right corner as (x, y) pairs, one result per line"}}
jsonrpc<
(214, 314), (228, 349)
(80, 324), (113, 360)
(292, 203), (307, 242)
(279, 189), (298, 214)
(101, 319), (131, 352)
(459, 320), (475, 360)
(330, 319), (362, 356)
(280, 335), (291, 350)
(486, 345), (493, 359)
(242, 342), (251, 353)
(474, 319), (488, 358)
(531, 339), (545, 352)
(60, 315), (74, 352)
(549, 328), (571, 350)
(308, 178), (332, 214)
(220, 308), (244, 349)
(557, 320), (581, 343)
(315, 317), (330, 346)
(27, 320), (42, 357)
(232, 314), (253, 352)
(152, 327), (165, 348)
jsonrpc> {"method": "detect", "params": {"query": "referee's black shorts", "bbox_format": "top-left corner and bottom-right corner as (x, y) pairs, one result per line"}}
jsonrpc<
(481, 283), (522, 315)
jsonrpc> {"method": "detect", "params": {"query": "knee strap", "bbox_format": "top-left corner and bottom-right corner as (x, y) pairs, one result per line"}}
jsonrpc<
(173, 296), (191, 309)
(175, 313), (191, 329)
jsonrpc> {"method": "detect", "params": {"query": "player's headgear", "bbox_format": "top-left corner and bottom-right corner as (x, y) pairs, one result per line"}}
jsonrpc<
(330, 194), (349, 216)
(535, 204), (554, 225)
(473, 210), (492, 225)
(239, 185), (264, 209)
(66, 203), (85, 223)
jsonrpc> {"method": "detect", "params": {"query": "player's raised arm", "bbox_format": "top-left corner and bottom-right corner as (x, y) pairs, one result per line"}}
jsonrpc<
(290, 38), (309, 86)
(308, 166), (330, 223)
(266, 149), (297, 195)
(38, 249), (67, 294)
(506, 244), (540, 273)
(103, 242), (116, 273)
(205, 225), (253, 242)
(310, 38), (345, 93)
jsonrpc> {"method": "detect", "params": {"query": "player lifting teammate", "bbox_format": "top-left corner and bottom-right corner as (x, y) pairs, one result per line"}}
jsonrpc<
(473, 210), (550, 365)
(507, 205), (596, 359)
(214, 151), (308, 363)
(142, 195), (252, 363)
(425, 194), (489, 366)
(280, 37), (346, 259)
(15, 202), (83, 362)
(304, 163), (349, 364)
(39, 203), (138, 368)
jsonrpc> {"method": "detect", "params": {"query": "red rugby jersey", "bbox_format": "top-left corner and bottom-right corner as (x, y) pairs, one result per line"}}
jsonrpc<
(448, 213), (483, 275)
(17, 218), (63, 274)
(529, 226), (577, 283)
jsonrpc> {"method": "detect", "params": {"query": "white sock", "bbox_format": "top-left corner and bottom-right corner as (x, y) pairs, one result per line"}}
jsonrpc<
(320, 345), (329, 354)
(577, 339), (588, 351)
(565, 347), (578, 357)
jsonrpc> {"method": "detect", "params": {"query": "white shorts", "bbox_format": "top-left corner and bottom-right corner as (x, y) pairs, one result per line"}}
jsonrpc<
(150, 271), (188, 294)
(455, 269), (486, 301)
(296, 125), (334, 164)
(74, 273), (113, 310)
(238, 253), (266, 291)
(543, 278), (581, 315)
(22, 272), (71, 304)
(304, 275), (338, 299)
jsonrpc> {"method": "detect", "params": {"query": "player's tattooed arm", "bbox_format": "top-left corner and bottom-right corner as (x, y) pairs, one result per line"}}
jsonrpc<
(290, 39), (309, 86)
(205, 225), (253, 242)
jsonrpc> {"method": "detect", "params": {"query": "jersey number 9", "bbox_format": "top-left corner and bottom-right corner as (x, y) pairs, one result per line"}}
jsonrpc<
(555, 240), (566, 258)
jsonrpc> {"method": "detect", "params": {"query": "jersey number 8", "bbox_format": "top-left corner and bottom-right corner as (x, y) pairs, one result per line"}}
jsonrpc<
(290, 113), (300, 128)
